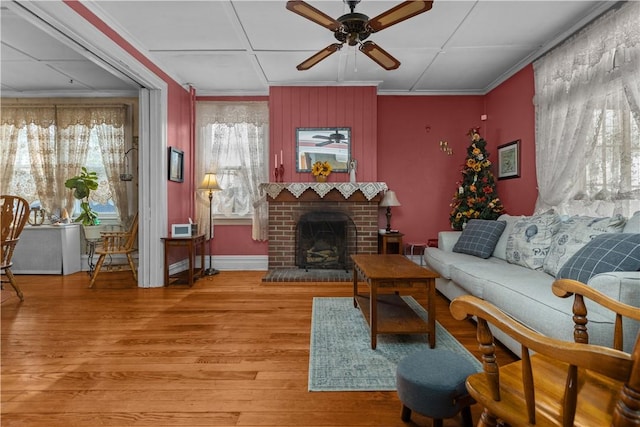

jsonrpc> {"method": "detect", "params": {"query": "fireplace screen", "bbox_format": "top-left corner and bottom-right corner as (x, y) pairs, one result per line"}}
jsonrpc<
(295, 211), (356, 271)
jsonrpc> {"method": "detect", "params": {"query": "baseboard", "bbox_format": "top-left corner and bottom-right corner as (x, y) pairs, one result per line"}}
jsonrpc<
(169, 255), (268, 275)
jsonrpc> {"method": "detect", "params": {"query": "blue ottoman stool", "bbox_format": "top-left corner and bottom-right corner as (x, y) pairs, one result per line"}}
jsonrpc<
(396, 349), (478, 427)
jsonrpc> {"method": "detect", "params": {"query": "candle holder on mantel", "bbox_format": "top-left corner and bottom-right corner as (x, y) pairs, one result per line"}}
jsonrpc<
(278, 164), (285, 182)
(274, 166), (279, 182)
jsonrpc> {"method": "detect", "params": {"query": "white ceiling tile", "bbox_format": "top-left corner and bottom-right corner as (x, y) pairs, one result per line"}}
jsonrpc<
(153, 52), (267, 93)
(95, 1), (246, 50)
(1, 61), (92, 91)
(414, 46), (533, 92)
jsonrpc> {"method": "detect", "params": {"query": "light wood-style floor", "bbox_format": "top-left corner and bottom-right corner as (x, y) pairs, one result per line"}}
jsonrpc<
(1, 270), (517, 427)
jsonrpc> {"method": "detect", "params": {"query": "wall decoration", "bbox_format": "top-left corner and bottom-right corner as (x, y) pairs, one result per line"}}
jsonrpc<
(296, 127), (351, 173)
(497, 140), (520, 180)
(168, 146), (184, 182)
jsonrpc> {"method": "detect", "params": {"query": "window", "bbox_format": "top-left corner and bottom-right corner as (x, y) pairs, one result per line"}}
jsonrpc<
(195, 101), (269, 241)
(8, 126), (118, 218)
(207, 123), (263, 219)
(533, 1), (640, 217)
(586, 110), (640, 198)
(1, 103), (131, 221)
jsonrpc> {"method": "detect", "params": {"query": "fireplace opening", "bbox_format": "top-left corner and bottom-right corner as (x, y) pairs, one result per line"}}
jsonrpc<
(295, 211), (357, 271)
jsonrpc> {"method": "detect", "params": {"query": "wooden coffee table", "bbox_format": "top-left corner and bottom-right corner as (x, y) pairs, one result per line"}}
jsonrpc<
(351, 254), (439, 349)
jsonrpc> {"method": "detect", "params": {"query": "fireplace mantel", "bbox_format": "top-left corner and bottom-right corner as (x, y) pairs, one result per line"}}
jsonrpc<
(261, 182), (387, 201)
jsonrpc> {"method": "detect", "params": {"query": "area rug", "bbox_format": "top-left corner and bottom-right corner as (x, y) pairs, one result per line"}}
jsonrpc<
(309, 296), (482, 391)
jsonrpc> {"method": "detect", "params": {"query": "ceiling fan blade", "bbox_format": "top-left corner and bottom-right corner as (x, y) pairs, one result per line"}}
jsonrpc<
(317, 140), (333, 147)
(296, 43), (342, 71)
(286, 1), (341, 31)
(368, 1), (433, 32)
(359, 41), (400, 70)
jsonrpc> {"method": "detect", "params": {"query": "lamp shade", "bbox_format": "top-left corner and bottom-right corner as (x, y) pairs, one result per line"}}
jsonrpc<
(380, 190), (401, 207)
(199, 173), (221, 191)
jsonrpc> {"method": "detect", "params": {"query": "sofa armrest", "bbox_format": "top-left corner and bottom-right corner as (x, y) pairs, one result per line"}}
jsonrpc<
(438, 231), (462, 252)
(587, 271), (640, 306)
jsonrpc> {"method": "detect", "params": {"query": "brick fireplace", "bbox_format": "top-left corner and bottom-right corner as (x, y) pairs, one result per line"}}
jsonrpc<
(262, 183), (387, 270)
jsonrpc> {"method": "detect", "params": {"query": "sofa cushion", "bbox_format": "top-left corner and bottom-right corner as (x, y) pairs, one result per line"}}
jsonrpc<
(449, 257), (528, 299)
(453, 219), (506, 259)
(557, 233), (640, 283)
(543, 215), (626, 277)
(624, 211), (640, 233)
(506, 210), (561, 270)
(481, 268), (613, 347)
(425, 247), (481, 279)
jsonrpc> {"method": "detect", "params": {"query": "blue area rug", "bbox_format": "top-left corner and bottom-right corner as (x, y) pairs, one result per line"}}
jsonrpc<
(309, 296), (482, 391)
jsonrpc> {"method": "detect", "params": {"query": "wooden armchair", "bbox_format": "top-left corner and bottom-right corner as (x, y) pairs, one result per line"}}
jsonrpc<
(1, 195), (29, 301)
(450, 280), (640, 426)
(88, 213), (138, 288)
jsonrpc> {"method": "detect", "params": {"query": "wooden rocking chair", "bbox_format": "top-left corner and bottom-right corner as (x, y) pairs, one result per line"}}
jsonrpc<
(88, 213), (138, 288)
(1, 195), (29, 301)
(450, 279), (640, 426)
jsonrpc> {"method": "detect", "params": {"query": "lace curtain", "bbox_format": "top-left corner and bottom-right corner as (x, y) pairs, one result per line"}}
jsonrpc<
(0, 104), (128, 217)
(195, 101), (269, 241)
(533, 1), (640, 217)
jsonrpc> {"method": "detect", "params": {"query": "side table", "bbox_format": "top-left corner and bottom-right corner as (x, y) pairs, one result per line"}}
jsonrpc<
(379, 231), (404, 254)
(161, 234), (206, 287)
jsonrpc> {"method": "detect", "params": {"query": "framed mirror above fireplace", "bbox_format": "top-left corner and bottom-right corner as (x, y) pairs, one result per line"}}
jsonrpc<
(295, 127), (351, 173)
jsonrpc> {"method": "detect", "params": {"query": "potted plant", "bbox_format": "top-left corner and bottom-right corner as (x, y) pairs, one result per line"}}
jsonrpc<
(65, 167), (102, 239)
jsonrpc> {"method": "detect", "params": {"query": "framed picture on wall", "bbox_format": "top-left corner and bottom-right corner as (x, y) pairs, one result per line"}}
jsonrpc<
(295, 127), (351, 173)
(497, 140), (520, 180)
(168, 146), (184, 182)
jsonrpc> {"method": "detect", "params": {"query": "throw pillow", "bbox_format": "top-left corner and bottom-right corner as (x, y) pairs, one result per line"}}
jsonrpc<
(453, 219), (506, 259)
(543, 214), (626, 277)
(557, 233), (640, 283)
(506, 210), (561, 270)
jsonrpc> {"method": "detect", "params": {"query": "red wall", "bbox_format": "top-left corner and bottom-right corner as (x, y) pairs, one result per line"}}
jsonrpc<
(209, 74), (539, 256)
(377, 95), (485, 244)
(484, 65), (537, 215)
(269, 86), (379, 182)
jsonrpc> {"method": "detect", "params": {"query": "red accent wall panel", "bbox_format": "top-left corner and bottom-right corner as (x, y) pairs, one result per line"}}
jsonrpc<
(377, 95), (485, 244)
(484, 65), (537, 216)
(269, 86), (378, 182)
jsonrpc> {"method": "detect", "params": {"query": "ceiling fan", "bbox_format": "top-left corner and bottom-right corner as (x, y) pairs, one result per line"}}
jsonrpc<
(286, 0), (433, 71)
(313, 131), (348, 146)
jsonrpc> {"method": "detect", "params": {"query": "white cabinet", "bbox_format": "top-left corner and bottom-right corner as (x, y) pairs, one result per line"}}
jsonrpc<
(12, 224), (82, 275)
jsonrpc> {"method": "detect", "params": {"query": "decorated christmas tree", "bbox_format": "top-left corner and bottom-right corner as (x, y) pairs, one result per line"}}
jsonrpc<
(449, 128), (505, 230)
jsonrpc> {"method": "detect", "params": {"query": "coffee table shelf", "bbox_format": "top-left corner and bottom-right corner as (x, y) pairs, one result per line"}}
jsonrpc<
(354, 293), (429, 335)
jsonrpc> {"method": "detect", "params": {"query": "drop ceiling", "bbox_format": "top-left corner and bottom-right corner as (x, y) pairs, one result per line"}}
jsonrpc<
(0, 1), (616, 97)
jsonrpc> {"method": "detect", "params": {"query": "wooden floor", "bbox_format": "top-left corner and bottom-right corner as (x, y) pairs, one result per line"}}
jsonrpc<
(1, 271), (517, 427)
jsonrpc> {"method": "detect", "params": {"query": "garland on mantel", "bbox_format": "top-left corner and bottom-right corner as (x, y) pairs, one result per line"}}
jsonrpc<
(260, 182), (388, 201)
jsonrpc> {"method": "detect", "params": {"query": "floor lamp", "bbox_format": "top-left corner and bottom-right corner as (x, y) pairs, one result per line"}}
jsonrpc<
(199, 173), (221, 275)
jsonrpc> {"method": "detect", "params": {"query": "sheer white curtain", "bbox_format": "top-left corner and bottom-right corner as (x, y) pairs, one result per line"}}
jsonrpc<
(0, 104), (130, 218)
(93, 107), (130, 219)
(56, 107), (92, 214)
(533, 1), (640, 217)
(195, 101), (269, 241)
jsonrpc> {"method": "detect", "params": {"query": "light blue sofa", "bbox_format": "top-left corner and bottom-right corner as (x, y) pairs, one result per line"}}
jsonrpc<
(425, 211), (640, 356)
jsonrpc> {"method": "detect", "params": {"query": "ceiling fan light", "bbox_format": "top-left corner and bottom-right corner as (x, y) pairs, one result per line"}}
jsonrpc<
(368, 1), (433, 32)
